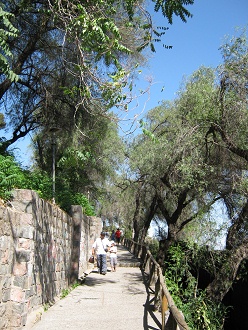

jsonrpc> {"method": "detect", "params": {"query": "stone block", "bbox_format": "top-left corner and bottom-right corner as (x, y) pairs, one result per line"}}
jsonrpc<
(9, 313), (22, 328)
(22, 226), (34, 239)
(10, 286), (25, 302)
(31, 294), (42, 308)
(20, 212), (33, 226)
(1, 275), (11, 289)
(21, 312), (28, 326)
(0, 303), (5, 317)
(0, 249), (9, 264)
(0, 206), (4, 219)
(2, 288), (11, 302)
(12, 301), (25, 315)
(0, 235), (10, 249)
(13, 262), (27, 276)
(27, 262), (34, 277)
(36, 284), (42, 296)
(25, 289), (32, 299)
(0, 264), (10, 275)
(13, 189), (34, 201)
(13, 276), (26, 288)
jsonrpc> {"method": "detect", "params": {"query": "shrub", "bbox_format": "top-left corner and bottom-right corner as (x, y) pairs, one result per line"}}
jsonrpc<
(165, 242), (228, 329)
(22, 169), (53, 201)
(145, 237), (159, 258)
(0, 155), (96, 216)
(57, 190), (96, 216)
(0, 155), (25, 200)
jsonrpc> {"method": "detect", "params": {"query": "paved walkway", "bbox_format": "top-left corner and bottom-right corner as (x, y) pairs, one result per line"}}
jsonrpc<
(25, 245), (161, 330)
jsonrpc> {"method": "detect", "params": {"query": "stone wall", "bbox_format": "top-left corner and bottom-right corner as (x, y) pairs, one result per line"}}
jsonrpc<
(0, 189), (102, 330)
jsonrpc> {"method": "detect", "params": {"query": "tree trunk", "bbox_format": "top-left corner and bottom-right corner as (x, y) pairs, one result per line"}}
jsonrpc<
(139, 195), (158, 244)
(206, 240), (248, 302)
(156, 223), (178, 268)
(132, 182), (142, 242)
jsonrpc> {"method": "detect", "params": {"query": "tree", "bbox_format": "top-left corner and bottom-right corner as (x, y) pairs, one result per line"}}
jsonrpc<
(131, 32), (248, 309)
(0, 0), (194, 155)
(203, 32), (248, 303)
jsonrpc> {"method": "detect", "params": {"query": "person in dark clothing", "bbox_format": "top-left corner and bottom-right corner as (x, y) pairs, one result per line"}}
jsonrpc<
(111, 229), (115, 241)
(115, 228), (121, 245)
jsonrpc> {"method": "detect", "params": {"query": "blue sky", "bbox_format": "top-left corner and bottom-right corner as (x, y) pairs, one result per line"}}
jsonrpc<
(149, 0), (247, 101)
(6, 0), (248, 165)
(119, 0), (248, 133)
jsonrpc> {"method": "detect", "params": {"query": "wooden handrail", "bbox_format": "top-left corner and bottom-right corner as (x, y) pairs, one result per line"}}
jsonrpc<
(123, 238), (189, 330)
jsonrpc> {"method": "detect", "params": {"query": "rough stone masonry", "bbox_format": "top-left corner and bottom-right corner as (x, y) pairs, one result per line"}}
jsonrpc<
(0, 189), (101, 330)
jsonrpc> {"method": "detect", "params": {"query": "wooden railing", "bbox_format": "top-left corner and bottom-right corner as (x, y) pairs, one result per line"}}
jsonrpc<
(123, 238), (189, 330)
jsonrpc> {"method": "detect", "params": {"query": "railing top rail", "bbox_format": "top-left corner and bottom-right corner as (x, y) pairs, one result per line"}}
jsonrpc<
(123, 238), (188, 330)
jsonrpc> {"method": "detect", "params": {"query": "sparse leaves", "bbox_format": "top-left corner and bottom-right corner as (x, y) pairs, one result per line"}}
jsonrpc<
(154, 0), (194, 24)
(0, 4), (19, 81)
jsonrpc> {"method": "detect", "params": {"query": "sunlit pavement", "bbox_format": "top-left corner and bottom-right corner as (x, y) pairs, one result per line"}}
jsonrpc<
(26, 245), (161, 330)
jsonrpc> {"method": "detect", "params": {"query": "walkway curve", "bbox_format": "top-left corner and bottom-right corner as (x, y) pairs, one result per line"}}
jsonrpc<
(25, 245), (161, 330)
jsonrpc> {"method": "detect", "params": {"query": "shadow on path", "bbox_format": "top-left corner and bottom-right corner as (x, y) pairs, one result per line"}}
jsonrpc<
(142, 271), (162, 330)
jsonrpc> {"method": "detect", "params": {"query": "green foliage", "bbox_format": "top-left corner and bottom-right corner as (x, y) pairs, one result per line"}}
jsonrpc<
(71, 281), (80, 289)
(145, 237), (159, 258)
(58, 148), (91, 168)
(217, 30), (248, 150)
(72, 193), (96, 216)
(237, 259), (248, 280)
(22, 170), (53, 201)
(0, 155), (95, 216)
(127, 31), (248, 257)
(0, 113), (6, 129)
(61, 281), (80, 299)
(0, 155), (53, 202)
(124, 228), (133, 240)
(185, 292), (227, 330)
(0, 0), (196, 157)
(165, 243), (228, 329)
(60, 288), (70, 298)
(43, 303), (49, 312)
(57, 190), (95, 216)
(0, 4), (19, 81)
(139, 119), (158, 142)
(154, 0), (194, 24)
(0, 155), (25, 200)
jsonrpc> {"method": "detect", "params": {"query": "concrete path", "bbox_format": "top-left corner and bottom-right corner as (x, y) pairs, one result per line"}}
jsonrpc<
(25, 245), (161, 330)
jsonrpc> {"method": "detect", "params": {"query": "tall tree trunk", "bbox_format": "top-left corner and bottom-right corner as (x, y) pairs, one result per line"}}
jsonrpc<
(206, 240), (248, 302)
(156, 223), (178, 268)
(132, 182), (142, 242)
(139, 195), (158, 244)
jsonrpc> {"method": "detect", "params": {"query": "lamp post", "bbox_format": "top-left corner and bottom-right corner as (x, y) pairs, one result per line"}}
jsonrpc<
(49, 127), (60, 204)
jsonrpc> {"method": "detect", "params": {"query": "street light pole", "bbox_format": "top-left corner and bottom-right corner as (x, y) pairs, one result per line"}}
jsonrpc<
(52, 131), (56, 204)
(49, 127), (60, 204)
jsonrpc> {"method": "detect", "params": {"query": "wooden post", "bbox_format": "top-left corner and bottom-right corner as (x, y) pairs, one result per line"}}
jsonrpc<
(161, 292), (169, 330)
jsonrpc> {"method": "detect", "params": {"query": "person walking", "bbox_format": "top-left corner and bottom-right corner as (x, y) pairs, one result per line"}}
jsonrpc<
(110, 229), (115, 241)
(92, 232), (110, 275)
(109, 241), (117, 272)
(115, 228), (121, 245)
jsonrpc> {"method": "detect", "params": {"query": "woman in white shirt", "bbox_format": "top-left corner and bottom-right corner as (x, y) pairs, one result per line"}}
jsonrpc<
(92, 232), (110, 275)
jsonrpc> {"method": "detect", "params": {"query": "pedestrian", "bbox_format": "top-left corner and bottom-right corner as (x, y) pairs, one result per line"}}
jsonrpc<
(111, 229), (115, 241)
(109, 241), (117, 272)
(115, 228), (121, 245)
(92, 232), (110, 275)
